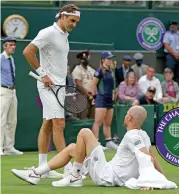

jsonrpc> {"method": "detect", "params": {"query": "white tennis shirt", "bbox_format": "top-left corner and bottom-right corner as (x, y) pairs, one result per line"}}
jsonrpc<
(31, 22), (69, 88)
(109, 129), (151, 186)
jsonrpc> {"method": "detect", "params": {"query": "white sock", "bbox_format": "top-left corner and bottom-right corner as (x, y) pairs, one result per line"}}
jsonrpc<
(39, 154), (48, 166)
(34, 163), (51, 175)
(72, 162), (83, 177)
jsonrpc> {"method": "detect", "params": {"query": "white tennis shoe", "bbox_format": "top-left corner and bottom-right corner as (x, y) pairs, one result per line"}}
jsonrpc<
(52, 174), (83, 187)
(41, 170), (64, 179)
(24, 166), (64, 179)
(63, 162), (87, 179)
(11, 169), (40, 185)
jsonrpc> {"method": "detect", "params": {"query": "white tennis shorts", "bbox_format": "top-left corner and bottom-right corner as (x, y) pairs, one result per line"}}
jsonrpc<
(38, 87), (64, 120)
(87, 145), (114, 186)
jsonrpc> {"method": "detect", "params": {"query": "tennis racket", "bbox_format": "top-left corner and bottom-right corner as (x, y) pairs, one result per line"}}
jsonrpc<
(29, 71), (88, 114)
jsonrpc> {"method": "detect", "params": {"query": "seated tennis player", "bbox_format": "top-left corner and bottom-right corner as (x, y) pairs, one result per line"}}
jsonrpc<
(12, 106), (172, 190)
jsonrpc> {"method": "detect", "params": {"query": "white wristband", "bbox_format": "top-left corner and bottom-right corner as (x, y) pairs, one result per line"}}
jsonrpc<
(35, 67), (47, 77)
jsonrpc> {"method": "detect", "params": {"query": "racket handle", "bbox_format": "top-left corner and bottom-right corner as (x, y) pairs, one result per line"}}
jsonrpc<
(29, 71), (42, 82)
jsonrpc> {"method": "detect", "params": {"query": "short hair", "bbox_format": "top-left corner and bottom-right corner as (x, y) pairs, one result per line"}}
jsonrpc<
(55, 4), (80, 21)
(60, 4), (80, 13)
(147, 66), (155, 71)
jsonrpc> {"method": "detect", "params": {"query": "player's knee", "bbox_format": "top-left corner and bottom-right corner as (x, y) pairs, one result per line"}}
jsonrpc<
(53, 119), (65, 131)
(41, 120), (52, 133)
(79, 128), (92, 138)
(67, 143), (76, 154)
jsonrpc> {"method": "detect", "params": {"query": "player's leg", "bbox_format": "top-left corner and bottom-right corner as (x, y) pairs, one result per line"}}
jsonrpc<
(103, 108), (118, 150)
(11, 143), (76, 185)
(38, 119), (52, 165)
(37, 87), (65, 178)
(52, 128), (100, 187)
(92, 108), (107, 139)
(52, 118), (66, 152)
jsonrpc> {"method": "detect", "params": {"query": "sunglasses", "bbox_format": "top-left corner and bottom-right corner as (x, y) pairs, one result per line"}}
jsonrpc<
(148, 90), (155, 94)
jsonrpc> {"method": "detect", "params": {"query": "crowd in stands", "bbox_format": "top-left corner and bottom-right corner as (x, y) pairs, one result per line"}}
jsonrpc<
(67, 50), (179, 120)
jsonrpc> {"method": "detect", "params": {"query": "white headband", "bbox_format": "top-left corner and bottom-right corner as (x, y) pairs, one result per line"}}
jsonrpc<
(59, 10), (80, 17)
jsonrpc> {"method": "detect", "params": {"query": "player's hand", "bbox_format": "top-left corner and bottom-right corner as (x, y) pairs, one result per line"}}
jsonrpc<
(174, 53), (179, 60)
(41, 75), (55, 87)
(88, 95), (93, 100)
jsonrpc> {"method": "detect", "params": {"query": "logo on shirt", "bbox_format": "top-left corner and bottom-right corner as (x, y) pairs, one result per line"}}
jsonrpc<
(134, 140), (141, 146)
(136, 17), (166, 51)
(156, 108), (179, 166)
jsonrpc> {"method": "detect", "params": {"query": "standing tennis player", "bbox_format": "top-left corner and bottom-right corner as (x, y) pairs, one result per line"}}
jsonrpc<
(23, 4), (80, 178)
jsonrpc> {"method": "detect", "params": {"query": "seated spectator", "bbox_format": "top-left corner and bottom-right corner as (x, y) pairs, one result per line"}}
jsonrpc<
(118, 72), (141, 104)
(131, 52), (148, 80)
(115, 55), (133, 86)
(132, 86), (158, 105)
(138, 66), (163, 101)
(161, 68), (179, 103)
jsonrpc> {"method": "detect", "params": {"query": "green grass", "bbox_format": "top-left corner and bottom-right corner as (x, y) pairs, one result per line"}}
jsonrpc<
(1, 148), (179, 194)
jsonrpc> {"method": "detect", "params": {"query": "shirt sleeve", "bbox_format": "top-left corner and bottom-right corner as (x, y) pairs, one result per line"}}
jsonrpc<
(126, 134), (146, 153)
(72, 66), (82, 81)
(155, 79), (163, 100)
(163, 32), (170, 44)
(94, 68), (103, 79)
(31, 29), (51, 49)
(138, 77), (147, 95)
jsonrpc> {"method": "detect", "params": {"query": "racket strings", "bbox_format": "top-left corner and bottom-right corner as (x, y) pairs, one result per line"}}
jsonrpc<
(56, 86), (87, 113)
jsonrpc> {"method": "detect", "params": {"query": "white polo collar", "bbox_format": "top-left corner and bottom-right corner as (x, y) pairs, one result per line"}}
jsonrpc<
(3, 51), (11, 59)
(53, 22), (69, 36)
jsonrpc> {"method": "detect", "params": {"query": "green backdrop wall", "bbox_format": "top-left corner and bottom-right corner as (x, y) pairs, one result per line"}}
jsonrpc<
(1, 6), (179, 151)
(1, 6), (179, 55)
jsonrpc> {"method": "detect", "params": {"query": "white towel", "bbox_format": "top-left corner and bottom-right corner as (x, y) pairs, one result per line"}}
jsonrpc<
(125, 148), (178, 190)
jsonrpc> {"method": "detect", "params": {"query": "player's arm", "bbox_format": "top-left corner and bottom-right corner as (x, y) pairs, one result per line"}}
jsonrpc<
(149, 146), (165, 175)
(23, 43), (40, 70)
(23, 30), (54, 86)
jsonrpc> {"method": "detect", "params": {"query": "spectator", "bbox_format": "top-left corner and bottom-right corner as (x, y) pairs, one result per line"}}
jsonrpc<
(72, 50), (95, 119)
(131, 52), (148, 80)
(138, 66), (163, 101)
(0, 37), (23, 156)
(163, 20), (179, 84)
(132, 86), (158, 105)
(115, 55), (133, 86)
(118, 71), (141, 104)
(161, 68), (179, 103)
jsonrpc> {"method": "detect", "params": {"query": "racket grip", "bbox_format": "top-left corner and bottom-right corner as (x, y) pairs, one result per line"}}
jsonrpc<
(29, 71), (42, 82)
